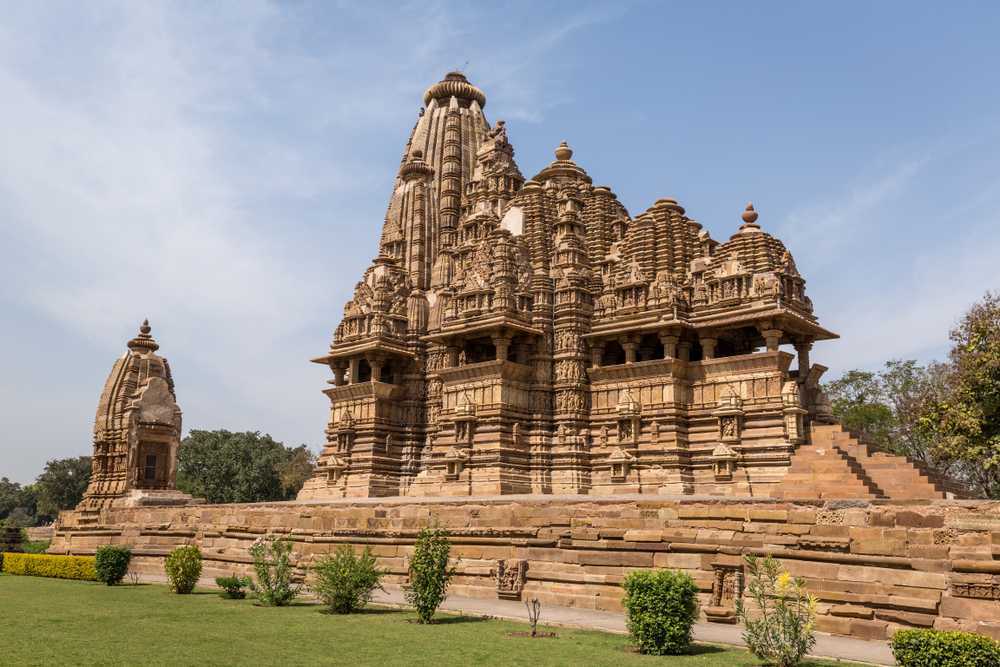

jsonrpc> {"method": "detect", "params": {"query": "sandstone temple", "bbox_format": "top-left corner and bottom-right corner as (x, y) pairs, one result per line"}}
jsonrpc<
(54, 73), (1000, 644)
(78, 320), (194, 514)
(296, 71), (947, 502)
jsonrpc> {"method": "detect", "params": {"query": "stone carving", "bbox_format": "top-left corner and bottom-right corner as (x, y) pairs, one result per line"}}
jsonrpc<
(705, 563), (744, 623)
(492, 559), (528, 600)
(951, 581), (1000, 600)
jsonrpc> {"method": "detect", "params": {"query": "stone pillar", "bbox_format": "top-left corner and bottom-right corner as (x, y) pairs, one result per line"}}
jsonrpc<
(446, 344), (460, 368)
(762, 328), (783, 352)
(349, 358), (360, 384)
(590, 343), (603, 368)
(367, 355), (383, 383)
(677, 341), (692, 362)
(492, 333), (512, 362)
(795, 341), (812, 383)
(700, 335), (718, 360)
(622, 340), (639, 364)
(332, 363), (347, 387)
(659, 332), (678, 359)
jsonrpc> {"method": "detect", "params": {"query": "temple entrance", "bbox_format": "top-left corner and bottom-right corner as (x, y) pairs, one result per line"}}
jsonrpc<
(136, 441), (168, 489)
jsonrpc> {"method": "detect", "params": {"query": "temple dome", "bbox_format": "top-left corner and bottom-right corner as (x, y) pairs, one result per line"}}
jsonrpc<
(423, 71), (487, 108)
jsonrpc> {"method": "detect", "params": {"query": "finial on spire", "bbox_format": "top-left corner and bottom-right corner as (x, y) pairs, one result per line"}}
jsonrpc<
(555, 141), (573, 161)
(128, 318), (159, 352)
(739, 202), (761, 231)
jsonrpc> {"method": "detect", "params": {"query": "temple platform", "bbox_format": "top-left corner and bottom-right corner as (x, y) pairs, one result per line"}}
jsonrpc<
(51, 493), (1000, 643)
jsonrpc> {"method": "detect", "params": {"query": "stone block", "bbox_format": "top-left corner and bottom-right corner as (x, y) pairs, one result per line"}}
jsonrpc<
(576, 550), (653, 567)
(622, 529), (662, 542)
(939, 595), (1000, 622)
(830, 604), (873, 619)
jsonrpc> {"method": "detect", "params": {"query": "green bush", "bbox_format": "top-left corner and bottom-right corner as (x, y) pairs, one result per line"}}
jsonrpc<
(249, 536), (300, 606)
(22, 540), (51, 554)
(891, 628), (1000, 667)
(95, 545), (132, 586)
(738, 555), (817, 667)
(1, 552), (97, 581)
(164, 545), (202, 594)
(404, 526), (454, 624)
(312, 545), (384, 614)
(215, 575), (251, 599)
(621, 569), (699, 655)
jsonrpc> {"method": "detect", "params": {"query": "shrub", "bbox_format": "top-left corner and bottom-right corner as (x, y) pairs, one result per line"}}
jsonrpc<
(738, 554), (817, 667)
(1, 552), (97, 581)
(95, 545), (132, 586)
(312, 545), (384, 614)
(891, 628), (1000, 667)
(404, 526), (454, 624)
(621, 569), (699, 655)
(164, 545), (202, 594)
(22, 540), (51, 554)
(215, 575), (252, 599)
(249, 536), (300, 606)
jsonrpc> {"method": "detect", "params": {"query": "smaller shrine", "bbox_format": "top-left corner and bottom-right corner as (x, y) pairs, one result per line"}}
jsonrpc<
(78, 320), (196, 511)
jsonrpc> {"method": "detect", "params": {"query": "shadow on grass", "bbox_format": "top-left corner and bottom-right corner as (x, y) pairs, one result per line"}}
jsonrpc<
(426, 615), (491, 625)
(319, 607), (404, 616)
(623, 643), (728, 657)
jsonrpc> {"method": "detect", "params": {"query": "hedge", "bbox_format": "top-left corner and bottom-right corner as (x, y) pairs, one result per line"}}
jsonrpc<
(891, 628), (1000, 667)
(1, 552), (98, 581)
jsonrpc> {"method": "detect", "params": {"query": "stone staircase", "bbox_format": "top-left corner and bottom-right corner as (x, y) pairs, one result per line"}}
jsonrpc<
(772, 423), (947, 500)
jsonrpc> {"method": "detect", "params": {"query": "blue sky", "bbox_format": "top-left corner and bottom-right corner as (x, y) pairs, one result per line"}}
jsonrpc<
(2, 1), (998, 483)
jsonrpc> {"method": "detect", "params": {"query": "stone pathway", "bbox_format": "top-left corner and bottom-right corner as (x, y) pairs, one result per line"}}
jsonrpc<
(370, 586), (895, 666)
(144, 574), (895, 665)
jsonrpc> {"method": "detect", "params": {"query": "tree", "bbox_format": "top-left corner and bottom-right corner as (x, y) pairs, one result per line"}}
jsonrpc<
(1, 479), (38, 526)
(176, 430), (315, 504)
(921, 291), (1000, 498)
(824, 360), (951, 476)
(824, 369), (894, 449)
(277, 445), (316, 498)
(1, 477), (24, 520)
(34, 457), (91, 521)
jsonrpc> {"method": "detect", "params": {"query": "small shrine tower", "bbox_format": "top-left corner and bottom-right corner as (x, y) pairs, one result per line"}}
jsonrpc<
(78, 320), (194, 509)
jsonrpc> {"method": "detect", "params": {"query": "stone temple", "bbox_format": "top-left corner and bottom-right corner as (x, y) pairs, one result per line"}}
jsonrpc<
(56, 73), (1000, 643)
(297, 72), (946, 502)
(78, 320), (194, 514)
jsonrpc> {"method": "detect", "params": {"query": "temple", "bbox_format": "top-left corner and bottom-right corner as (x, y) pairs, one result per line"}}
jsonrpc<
(78, 320), (194, 514)
(298, 72), (948, 501)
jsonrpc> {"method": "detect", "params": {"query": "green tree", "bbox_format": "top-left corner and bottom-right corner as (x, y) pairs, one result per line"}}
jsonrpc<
(1, 477), (24, 520)
(176, 430), (315, 503)
(921, 292), (1000, 498)
(824, 369), (894, 448)
(277, 445), (316, 498)
(34, 457), (92, 521)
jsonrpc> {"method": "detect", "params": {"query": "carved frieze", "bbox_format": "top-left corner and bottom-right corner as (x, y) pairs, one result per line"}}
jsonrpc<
(492, 559), (529, 600)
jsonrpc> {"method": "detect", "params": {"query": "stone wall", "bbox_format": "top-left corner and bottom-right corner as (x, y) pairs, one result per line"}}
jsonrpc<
(50, 495), (1000, 640)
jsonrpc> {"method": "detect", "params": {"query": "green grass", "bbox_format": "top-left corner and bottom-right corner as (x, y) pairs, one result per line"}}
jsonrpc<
(1, 574), (858, 666)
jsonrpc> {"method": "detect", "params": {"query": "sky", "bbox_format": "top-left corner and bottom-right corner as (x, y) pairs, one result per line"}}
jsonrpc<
(2, 1), (998, 484)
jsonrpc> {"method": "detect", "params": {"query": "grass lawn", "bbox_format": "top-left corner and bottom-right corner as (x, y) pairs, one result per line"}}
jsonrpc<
(1, 574), (860, 666)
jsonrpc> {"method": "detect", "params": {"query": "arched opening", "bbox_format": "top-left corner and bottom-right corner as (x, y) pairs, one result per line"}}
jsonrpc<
(602, 341), (626, 366)
(357, 358), (372, 382)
